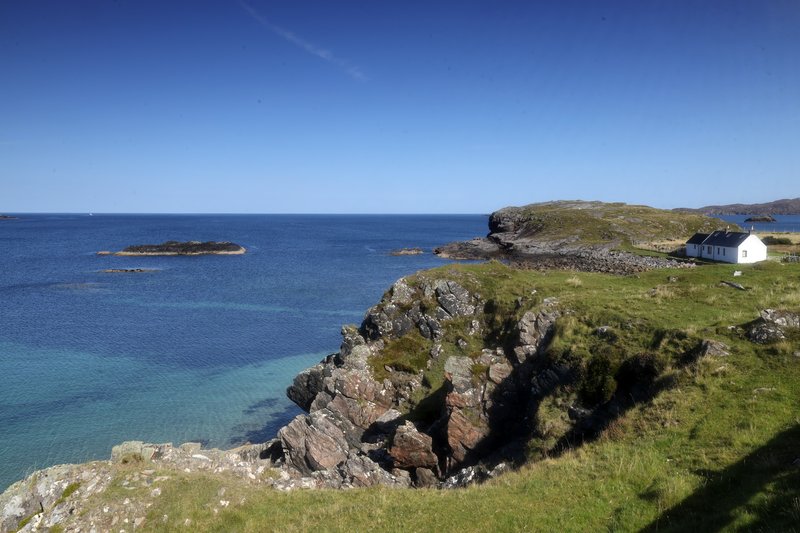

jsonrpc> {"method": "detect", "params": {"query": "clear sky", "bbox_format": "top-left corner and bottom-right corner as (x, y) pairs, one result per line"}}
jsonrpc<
(2, 1), (798, 213)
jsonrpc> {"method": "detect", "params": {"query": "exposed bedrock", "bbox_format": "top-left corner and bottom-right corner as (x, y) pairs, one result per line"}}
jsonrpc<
(277, 274), (565, 488)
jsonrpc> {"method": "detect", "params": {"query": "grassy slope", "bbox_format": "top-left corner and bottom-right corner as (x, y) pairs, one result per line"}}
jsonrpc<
(86, 261), (799, 532)
(497, 201), (734, 247)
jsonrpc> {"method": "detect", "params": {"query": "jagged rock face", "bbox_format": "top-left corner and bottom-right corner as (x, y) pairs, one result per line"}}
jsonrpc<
(279, 274), (562, 489)
(514, 305), (560, 363)
(388, 422), (438, 469)
(286, 357), (330, 411)
(279, 411), (350, 474)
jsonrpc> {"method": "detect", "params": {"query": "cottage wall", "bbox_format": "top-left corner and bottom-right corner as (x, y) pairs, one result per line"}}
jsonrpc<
(737, 235), (768, 264)
(700, 244), (738, 263)
(686, 243), (702, 258)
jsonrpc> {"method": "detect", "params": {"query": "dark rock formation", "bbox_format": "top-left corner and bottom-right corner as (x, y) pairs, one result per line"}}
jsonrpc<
(0, 215), (17, 220)
(112, 241), (246, 256)
(744, 215), (776, 222)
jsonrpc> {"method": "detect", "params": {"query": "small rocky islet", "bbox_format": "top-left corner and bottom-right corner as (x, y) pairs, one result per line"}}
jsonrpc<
(97, 240), (246, 256)
(744, 215), (777, 222)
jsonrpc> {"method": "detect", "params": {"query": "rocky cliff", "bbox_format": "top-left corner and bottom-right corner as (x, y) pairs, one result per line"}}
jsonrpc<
(277, 272), (552, 488)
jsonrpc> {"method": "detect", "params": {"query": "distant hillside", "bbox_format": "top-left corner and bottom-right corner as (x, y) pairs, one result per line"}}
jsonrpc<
(675, 198), (800, 215)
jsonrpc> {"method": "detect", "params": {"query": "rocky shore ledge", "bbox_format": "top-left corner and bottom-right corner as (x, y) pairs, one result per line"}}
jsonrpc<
(98, 241), (246, 256)
(433, 202), (704, 274)
(390, 247), (424, 256)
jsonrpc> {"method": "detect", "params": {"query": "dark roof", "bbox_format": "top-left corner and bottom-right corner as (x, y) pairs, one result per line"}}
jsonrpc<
(686, 233), (709, 245)
(702, 230), (753, 248)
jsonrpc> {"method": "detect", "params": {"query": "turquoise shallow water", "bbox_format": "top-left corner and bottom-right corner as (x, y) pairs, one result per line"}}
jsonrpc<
(0, 214), (486, 490)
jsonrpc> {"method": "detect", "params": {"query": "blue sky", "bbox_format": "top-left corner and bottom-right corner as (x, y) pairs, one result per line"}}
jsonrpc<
(1, 1), (798, 213)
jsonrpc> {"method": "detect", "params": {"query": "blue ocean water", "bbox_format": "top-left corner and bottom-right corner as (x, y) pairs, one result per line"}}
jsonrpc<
(0, 214), (487, 490)
(717, 214), (800, 233)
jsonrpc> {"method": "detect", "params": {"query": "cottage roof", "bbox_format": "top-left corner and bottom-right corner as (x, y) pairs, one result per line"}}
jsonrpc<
(702, 230), (752, 248)
(686, 233), (709, 245)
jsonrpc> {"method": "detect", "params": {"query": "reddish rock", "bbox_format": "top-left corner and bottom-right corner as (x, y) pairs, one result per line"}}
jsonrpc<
(388, 422), (438, 469)
(446, 409), (489, 463)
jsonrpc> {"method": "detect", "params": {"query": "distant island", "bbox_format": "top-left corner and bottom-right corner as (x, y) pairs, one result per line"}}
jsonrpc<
(98, 240), (246, 256)
(0, 215), (18, 220)
(744, 215), (777, 223)
(675, 197), (800, 215)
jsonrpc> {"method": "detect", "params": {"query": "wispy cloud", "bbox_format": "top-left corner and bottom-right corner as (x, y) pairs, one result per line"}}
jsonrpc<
(239, 2), (367, 81)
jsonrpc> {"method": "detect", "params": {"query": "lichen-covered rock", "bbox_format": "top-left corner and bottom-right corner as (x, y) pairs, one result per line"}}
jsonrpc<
(760, 309), (800, 328)
(339, 452), (409, 488)
(747, 309), (799, 344)
(513, 304), (560, 363)
(434, 280), (477, 318)
(444, 356), (474, 394)
(748, 322), (786, 344)
(696, 339), (730, 358)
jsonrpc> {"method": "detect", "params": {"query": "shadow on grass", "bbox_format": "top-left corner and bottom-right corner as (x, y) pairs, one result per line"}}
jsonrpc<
(642, 424), (800, 532)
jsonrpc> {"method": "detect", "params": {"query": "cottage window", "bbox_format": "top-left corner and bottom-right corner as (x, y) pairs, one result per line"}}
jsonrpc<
(707, 246), (712, 253)
(723, 249), (726, 256)
(742, 250), (748, 258)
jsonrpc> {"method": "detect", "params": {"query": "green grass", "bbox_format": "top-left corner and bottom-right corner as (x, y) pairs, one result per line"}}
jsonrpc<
(70, 260), (800, 532)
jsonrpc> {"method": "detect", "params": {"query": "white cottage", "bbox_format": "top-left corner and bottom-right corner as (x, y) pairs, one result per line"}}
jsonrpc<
(685, 230), (767, 264)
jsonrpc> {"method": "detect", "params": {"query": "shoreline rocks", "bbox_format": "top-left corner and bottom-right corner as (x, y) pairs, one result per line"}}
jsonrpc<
(435, 238), (694, 274)
(390, 247), (424, 256)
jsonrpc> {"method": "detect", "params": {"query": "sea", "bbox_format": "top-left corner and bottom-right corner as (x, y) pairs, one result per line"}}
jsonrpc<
(0, 214), (487, 491)
(717, 215), (800, 233)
